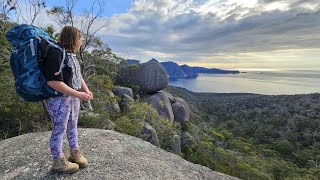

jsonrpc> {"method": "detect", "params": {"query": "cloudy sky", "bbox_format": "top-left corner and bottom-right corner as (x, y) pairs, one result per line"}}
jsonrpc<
(44, 0), (320, 70)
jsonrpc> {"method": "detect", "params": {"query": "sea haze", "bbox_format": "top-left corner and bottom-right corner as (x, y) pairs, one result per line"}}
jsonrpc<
(168, 70), (320, 95)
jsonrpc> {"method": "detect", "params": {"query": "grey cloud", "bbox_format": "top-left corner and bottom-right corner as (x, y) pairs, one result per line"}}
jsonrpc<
(101, 0), (320, 62)
(259, 0), (287, 3)
(164, 11), (202, 31)
(259, 0), (320, 10)
(290, 1), (320, 10)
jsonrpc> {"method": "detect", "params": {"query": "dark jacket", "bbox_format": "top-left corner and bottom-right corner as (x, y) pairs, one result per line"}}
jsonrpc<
(41, 47), (82, 90)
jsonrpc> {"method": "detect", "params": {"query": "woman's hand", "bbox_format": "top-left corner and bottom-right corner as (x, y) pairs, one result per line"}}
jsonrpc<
(81, 77), (93, 100)
(85, 90), (93, 100)
(47, 80), (93, 101)
(77, 92), (92, 101)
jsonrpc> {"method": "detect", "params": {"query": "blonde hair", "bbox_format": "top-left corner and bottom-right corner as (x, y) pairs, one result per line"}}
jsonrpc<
(59, 26), (82, 51)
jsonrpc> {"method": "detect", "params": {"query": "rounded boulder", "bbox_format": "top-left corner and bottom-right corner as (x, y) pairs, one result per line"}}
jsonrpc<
(141, 91), (174, 122)
(172, 97), (191, 123)
(116, 61), (169, 94)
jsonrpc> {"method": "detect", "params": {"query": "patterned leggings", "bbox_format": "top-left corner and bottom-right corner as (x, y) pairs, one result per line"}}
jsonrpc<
(45, 95), (80, 159)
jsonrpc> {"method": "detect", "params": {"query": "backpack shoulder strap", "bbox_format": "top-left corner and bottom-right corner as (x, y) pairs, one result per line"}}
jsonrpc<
(40, 38), (66, 75)
(57, 48), (66, 74)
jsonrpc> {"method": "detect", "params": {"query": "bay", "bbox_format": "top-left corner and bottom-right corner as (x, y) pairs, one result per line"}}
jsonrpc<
(168, 70), (320, 95)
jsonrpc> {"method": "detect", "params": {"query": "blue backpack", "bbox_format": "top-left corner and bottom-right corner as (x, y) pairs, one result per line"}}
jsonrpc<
(5, 24), (66, 102)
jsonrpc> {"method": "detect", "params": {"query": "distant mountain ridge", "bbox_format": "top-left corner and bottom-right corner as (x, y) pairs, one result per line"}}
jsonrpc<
(161, 61), (186, 80)
(127, 59), (141, 65)
(191, 66), (239, 74)
(126, 58), (240, 80)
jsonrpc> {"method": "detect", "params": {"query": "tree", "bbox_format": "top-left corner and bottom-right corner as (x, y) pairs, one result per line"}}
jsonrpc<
(0, 0), (17, 63)
(14, 0), (46, 25)
(46, 0), (77, 27)
(0, 0), (17, 31)
(46, 0), (108, 80)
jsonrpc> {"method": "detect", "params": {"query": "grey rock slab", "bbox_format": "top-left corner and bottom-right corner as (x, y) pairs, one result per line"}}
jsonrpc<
(0, 128), (239, 180)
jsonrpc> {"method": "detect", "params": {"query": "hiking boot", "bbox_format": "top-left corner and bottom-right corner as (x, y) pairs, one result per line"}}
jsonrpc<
(52, 156), (79, 174)
(68, 148), (89, 168)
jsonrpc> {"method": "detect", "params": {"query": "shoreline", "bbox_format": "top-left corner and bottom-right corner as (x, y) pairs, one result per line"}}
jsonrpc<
(167, 85), (320, 96)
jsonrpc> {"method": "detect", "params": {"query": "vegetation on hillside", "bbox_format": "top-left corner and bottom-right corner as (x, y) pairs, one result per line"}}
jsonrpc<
(165, 86), (320, 179)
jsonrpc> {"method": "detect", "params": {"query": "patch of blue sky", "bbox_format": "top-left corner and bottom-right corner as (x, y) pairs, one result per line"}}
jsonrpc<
(45, 0), (133, 17)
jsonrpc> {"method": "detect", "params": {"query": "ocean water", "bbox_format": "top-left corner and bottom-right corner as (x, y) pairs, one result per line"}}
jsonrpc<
(168, 70), (320, 95)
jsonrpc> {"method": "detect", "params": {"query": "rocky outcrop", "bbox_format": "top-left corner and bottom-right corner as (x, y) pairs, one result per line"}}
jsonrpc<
(116, 61), (168, 94)
(119, 94), (135, 113)
(159, 90), (174, 103)
(112, 86), (135, 112)
(181, 132), (197, 149)
(115, 60), (194, 157)
(0, 129), (238, 180)
(136, 123), (160, 148)
(172, 97), (191, 123)
(141, 91), (174, 122)
(113, 86), (134, 99)
(114, 62), (192, 124)
(105, 90), (121, 113)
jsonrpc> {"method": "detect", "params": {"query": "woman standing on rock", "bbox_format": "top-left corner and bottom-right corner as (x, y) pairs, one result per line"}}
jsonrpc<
(43, 26), (93, 173)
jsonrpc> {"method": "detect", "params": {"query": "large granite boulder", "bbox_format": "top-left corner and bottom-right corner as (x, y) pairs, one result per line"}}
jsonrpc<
(141, 91), (174, 122)
(136, 123), (160, 148)
(159, 90), (174, 103)
(172, 97), (191, 123)
(116, 61), (168, 94)
(0, 128), (238, 180)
